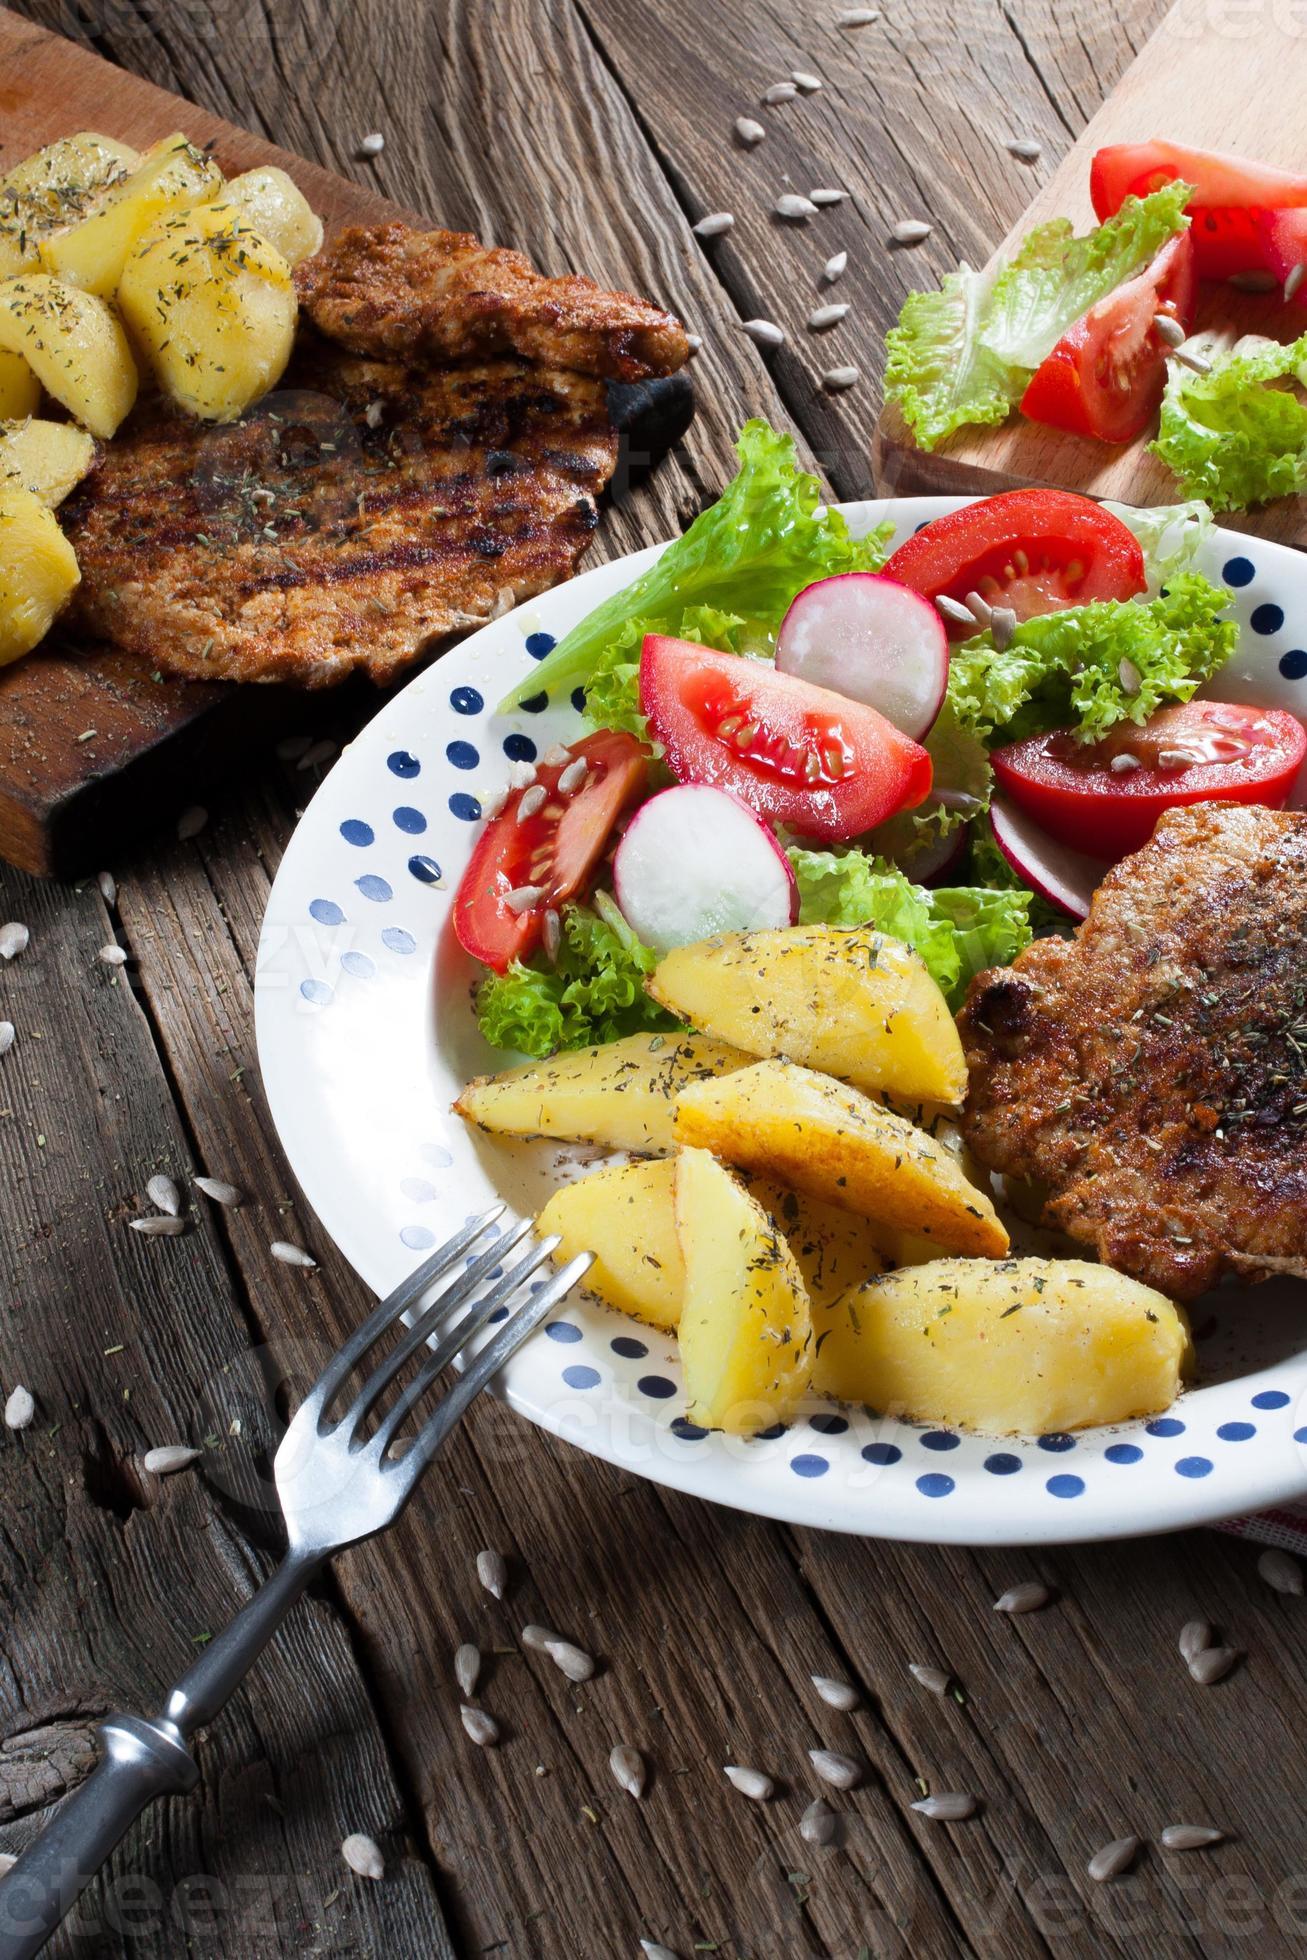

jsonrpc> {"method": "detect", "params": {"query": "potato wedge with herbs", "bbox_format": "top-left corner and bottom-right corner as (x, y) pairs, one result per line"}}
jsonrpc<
(648, 924), (967, 1105)
(0, 418), (96, 505)
(814, 1258), (1190, 1434)
(538, 1157), (684, 1329)
(220, 167), (324, 268)
(0, 276), (137, 439)
(0, 480), (80, 666)
(118, 204), (296, 421)
(455, 1030), (751, 1155)
(0, 132), (139, 280)
(0, 349), (39, 421)
(676, 1148), (812, 1435)
(748, 1176), (885, 1312)
(39, 132), (222, 298)
(674, 1059), (1009, 1259)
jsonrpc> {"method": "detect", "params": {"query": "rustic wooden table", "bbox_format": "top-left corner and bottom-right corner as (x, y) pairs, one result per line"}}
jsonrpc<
(3, 1), (1306, 1955)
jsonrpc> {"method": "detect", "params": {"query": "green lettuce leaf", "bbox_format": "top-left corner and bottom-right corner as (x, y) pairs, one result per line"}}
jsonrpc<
(882, 261), (1025, 450)
(580, 602), (747, 741)
(1150, 332), (1307, 510)
(500, 419), (892, 710)
(474, 900), (675, 1058)
(1100, 497), (1216, 595)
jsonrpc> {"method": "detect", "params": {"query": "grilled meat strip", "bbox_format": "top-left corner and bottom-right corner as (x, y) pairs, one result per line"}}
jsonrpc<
(61, 338), (618, 688)
(294, 222), (690, 382)
(959, 804), (1307, 1301)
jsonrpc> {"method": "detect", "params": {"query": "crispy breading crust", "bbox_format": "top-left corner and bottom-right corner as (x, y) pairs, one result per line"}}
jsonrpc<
(294, 222), (690, 382)
(958, 804), (1307, 1301)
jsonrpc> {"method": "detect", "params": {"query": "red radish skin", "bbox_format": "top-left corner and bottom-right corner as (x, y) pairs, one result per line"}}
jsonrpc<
(775, 573), (949, 741)
(990, 799), (1099, 921)
(612, 783), (799, 954)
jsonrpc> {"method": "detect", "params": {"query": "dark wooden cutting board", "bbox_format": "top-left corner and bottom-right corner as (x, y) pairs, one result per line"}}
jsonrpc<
(0, 8), (414, 877)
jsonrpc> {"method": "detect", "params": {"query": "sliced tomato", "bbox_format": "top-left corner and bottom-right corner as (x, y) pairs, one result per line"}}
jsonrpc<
(453, 728), (649, 972)
(1091, 140), (1307, 279)
(1019, 231), (1196, 443)
(881, 489), (1146, 637)
(1255, 207), (1307, 297)
(638, 634), (931, 843)
(991, 700), (1306, 862)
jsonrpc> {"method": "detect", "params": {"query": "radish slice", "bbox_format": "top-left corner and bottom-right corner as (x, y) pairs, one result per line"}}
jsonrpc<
(775, 572), (949, 742)
(990, 798), (1101, 921)
(612, 784), (798, 954)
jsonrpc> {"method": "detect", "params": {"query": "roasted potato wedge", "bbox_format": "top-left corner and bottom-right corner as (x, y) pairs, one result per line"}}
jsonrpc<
(0, 418), (96, 505)
(538, 1158), (684, 1330)
(814, 1257), (1190, 1433)
(748, 1176), (885, 1312)
(0, 132), (139, 280)
(675, 1147), (812, 1435)
(648, 924), (967, 1105)
(0, 349), (40, 421)
(39, 132), (222, 298)
(673, 1059), (1009, 1258)
(455, 1031), (751, 1155)
(0, 276), (137, 439)
(118, 204), (296, 421)
(0, 480), (80, 666)
(220, 167), (324, 268)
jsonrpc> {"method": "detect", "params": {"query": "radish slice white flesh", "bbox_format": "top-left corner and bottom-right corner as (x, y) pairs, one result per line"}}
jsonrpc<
(612, 784), (798, 954)
(775, 572), (949, 741)
(990, 797), (1100, 922)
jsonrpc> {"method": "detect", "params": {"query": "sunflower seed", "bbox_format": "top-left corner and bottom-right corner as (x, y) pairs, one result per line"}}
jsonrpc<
(735, 116), (766, 146)
(0, 1024), (13, 1056)
(130, 1216), (187, 1238)
(821, 365), (860, 391)
(516, 785), (547, 822)
(610, 1744), (646, 1799)
(341, 1832), (384, 1879)
(0, 922), (29, 961)
(517, 1625), (557, 1654)
(1006, 137), (1042, 162)
(270, 1240), (316, 1267)
(994, 1581), (1051, 1614)
(4, 1385), (34, 1431)
(724, 1765), (774, 1801)
(1188, 1645), (1240, 1685)
(838, 7), (880, 21)
(990, 605), (1018, 653)
(823, 251), (848, 283)
(1160, 1822), (1224, 1851)
(147, 1173), (181, 1217)
(740, 318), (785, 347)
(460, 1704), (499, 1747)
(506, 760), (537, 793)
(763, 82), (798, 103)
(1285, 263), (1306, 303)
(908, 1663), (952, 1696)
(454, 1642), (481, 1697)
(96, 870), (117, 905)
(357, 132), (385, 157)
(477, 1548), (508, 1599)
(296, 738), (337, 771)
(546, 1639), (595, 1683)
(890, 219), (932, 244)
(801, 1796), (837, 1845)
(558, 758), (589, 795)
(542, 908), (562, 964)
(807, 303), (850, 331)
(686, 332), (703, 354)
(0, 1854), (15, 1876)
(1173, 346), (1212, 376)
(99, 944), (128, 966)
(694, 211), (735, 239)
(912, 1791), (976, 1821)
(1118, 655), (1143, 694)
(1230, 268), (1279, 292)
(1179, 1619), (1213, 1662)
(776, 193), (818, 220)
(1258, 1546), (1304, 1594)
(792, 71), (824, 90)
(640, 1944), (680, 1960)
(1087, 1835), (1141, 1882)
(809, 1749), (862, 1791)
(964, 588), (993, 627)
(194, 1176), (244, 1207)
(1110, 752), (1141, 773)
(1158, 747), (1193, 770)
(503, 884), (546, 914)
(936, 594), (976, 627)
(1150, 311), (1186, 349)
(176, 805), (208, 842)
(810, 187), (845, 205)
(811, 1673), (860, 1712)
(143, 1444), (200, 1475)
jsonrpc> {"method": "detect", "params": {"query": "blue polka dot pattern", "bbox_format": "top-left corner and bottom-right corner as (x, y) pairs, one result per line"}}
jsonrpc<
(299, 978), (332, 1005)
(916, 1472), (954, 1498)
(862, 1442), (901, 1466)
(1280, 649), (1307, 680)
(984, 1453), (1021, 1476)
(340, 819), (374, 847)
(1252, 1389), (1290, 1409)
(1105, 1443), (1143, 1465)
(424, 1145), (454, 1169)
(571, 687), (587, 713)
(387, 750), (420, 777)
(1295, 1427), (1307, 1445)
(341, 951), (375, 979)
(446, 740), (479, 771)
(400, 1225), (435, 1251)
(393, 806), (426, 835)
(1038, 1433), (1076, 1453)
(1222, 555), (1255, 587)
(1047, 1474), (1084, 1499)
(611, 1336), (648, 1359)
(383, 927), (417, 954)
(1147, 1417), (1186, 1437)
(791, 1453), (829, 1478)
(503, 733), (536, 762)
(545, 1322), (583, 1344)
(810, 1413), (849, 1435)
(637, 1375), (676, 1400)
(450, 687), (483, 715)
(1176, 1456), (1213, 1478)
(519, 692), (547, 714)
(1251, 602), (1284, 634)
(920, 1430), (960, 1452)
(526, 631), (556, 658)
(562, 1364), (601, 1390)
(1217, 1421), (1255, 1442)
(754, 1423), (788, 1442)
(310, 898), (344, 927)
(449, 794), (481, 820)
(355, 874), (392, 903)
(408, 855), (443, 885)
(671, 1418), (707, 1441)
(399, 1178), (436, 1203)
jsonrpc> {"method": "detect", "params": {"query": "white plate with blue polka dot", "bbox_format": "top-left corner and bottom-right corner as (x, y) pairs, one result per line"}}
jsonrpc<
(255, 497), (1307, 1544)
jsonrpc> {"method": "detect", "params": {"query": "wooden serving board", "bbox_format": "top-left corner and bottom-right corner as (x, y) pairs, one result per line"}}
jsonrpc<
(872, 0), (1307, 542)
(0, 8), (416, 878)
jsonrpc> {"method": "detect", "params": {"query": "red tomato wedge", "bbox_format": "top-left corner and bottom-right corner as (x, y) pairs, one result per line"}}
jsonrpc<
(1090, 140), (1307, 278)
(1019, 231), (1196, 443)
(638, 634), (932, 843)
(991, 700), (1307, 862)
(1255, 207), (1307, 297)
(453, 729), (649, 972)
(881, 489), (1146, 636)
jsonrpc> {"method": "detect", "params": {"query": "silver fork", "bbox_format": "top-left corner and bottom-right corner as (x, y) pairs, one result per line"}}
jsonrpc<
(0, 1207), (590, 1960)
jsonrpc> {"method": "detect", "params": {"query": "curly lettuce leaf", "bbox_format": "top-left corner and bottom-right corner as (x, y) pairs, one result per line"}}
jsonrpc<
(1150, 332), (1307, 510)
(580, 602), (747, 741)
(1101, 497), (1216, 595)
(883, 261), (1025, 449)
(474, 900), (675, 1058)
(501, 418), (892, 710)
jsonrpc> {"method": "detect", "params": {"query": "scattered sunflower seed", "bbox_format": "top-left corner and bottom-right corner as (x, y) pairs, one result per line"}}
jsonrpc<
(194, 1176), (244, 1208)
(130, 1216), (188, 1238)
(809, 1749), (862, 1791)
(1110, 752), (1141, 773)
(1173, 346), (1212, 376)
(994, 1581), (1051, 1614)
(176, 805), (208, 842)
(516, 784), (547, 822)
(341, 1832), (385, 1879)
(143, 1444), (200, 1475)
(776, 193), (818, 220)
(4, 1385), (35, 1430)
(837, 6), (880, 22)
(460, 1704), (500, 1748)
(1258, 1547), (1304, 1595)
(640, 1944), (680, 1960)
(1160, 1822), (1224, 1851)
(823, 251), (848, 283)
(99, 944), (128, 967)
(685, 332), (703, 354)
(821, 365), (860, 391)
(809, 187), (844, 205)
(694, 211), (735, 238)
(1230, 268), (1279, 292)
(1087, 1835), (1141, 1882)
(147, 1173), (181, 1217)
(1188, 1645), (1240, 1686)
(990, 605), (1018, 653)
(356, 132), (385, 157)
(455, 1643), (481, 1697)
(542, 908), (562, 963)
(1006, 137), (1042, 162)
(908, 1663), (952, 1696)
(0, 1854), (14, 1877)
(506, 759), (537, 792)
(521, 1624), (562, 1651)
(964, 588), (993, 626)
(912, 1791), (977, 1821)
(801, 1796), (837, 1845)
(270, 1240), (316, 1267)
(740, 318), (786, 347)
(724, 1764), (774, 1802)
(807, 302), (850, 331)
(936, 594), (976, 627)
(890, 219), (932, 244)
(1118, 655), (1143, 695)
(546, 1639), (595, 1683)
(811, 1673), (861, 1712)
(0, 1024), (13, 1057)
(610, 1744), (646, 1799)
(1179, 1619), (1213, 1663)
(96, 870), (117, 905)
(1285, 263), (1305, 303)
(479, 784), (508, 822)
(763, 82), (798, 103)
(735, 115), (766, 146)
(477, 1548), (508, 1599)
(541, 742), (572, 767)
(296, 738), (337, 771)
(1152, 312), (1185, 349)
(503, 884), (546, 914)
(558, 758), (589, 795)
(792, 71), (824, 90)
(1158, 747), (1193, 770)
(0, 922), (29, 961)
